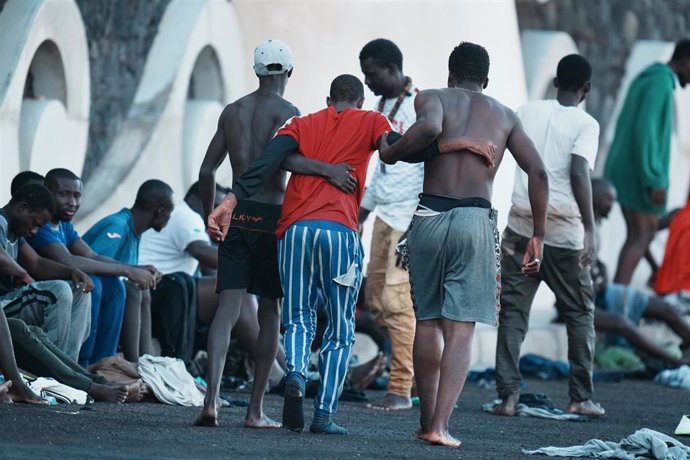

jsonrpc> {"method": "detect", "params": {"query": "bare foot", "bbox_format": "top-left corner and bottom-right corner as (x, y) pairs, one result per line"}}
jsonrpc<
(349, 353), (386, 390)
(89, 383), (128, 403)
(8, 382), (48, 405)
(366, 393), (412, 411)
(244, 413), (282, 429)
(417, 431), (463, 448)
(194, 405), (219, 427)
(567, 399), (605, 417)
(0, 381), (12, 403)
(490, 394), (518, 416)
(125, 382), (144, 403)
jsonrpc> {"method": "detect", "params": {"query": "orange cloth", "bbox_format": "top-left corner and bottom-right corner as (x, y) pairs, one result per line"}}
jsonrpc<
(276, 106), (391, 238)
(655, 200), (690, 294)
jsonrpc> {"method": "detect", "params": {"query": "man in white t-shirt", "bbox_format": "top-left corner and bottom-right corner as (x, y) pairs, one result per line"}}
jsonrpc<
(139, 182), (226, 364)
(358, 39), (423, 411)
(493, 55), (605, 417)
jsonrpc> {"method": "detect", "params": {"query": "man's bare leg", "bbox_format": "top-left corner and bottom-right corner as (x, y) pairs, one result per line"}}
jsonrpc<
(595, 309), (686, 367)
(644, 297), (690, 345)
(195, 289), (244, 427)
(196, 277), (220, 326)
(418, 319), (475, 448)
(121, 281), (142, 362)
(614, 208), (658, 284)
(138, 288), (153, 356)
(0, 311), (46, 405)
(412, 319), (443, 439)
(244, 297), (282, 428)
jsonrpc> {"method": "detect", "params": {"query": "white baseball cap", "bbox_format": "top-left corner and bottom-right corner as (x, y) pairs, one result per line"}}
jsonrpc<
(253, 39), (294, 76)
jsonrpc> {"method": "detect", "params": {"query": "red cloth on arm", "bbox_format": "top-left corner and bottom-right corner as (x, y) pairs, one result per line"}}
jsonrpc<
(655, 200), (690, 294)
(275, 106), (391, 238)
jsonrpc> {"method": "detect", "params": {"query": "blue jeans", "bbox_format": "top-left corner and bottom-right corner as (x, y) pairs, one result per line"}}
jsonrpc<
(79, 275), (126, 366)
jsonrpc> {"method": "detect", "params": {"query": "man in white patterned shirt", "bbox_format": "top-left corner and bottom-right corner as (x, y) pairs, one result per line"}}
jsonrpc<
(358, 38), (423, 411)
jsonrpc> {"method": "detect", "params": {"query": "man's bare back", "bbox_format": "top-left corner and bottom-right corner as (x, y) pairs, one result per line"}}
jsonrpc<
(425, 88), (516, 199)
(376, 42), (550, 449)
(386, 87), (541, 206)
(217, 90), (299, 205)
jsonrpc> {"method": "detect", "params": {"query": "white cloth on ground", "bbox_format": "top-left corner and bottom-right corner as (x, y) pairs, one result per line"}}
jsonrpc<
(522, 428), (690, 459)
(655, 365), (690, 390)
(137, 354), (204, 406)
(28, 377), (92, 404)
(482, 399), (585, 422)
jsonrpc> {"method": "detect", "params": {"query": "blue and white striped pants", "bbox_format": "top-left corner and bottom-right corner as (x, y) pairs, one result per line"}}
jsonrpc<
(278, 221), (363, 415)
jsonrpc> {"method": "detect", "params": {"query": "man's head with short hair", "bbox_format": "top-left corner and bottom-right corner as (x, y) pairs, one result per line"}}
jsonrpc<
(132, 179), (175, 232)
(6, 184), (56, 238)
(184, 181), (228, 215)
(592, 178), (617, 221)
(448, 42), (490, 89)
(10, 171), (44, 197)
(670, 39), (690, 87)
(44, 168), (83, 223)
(554, 54), (592, 99)
(254, 39), (294, 77)
(327, 74), (364, 109)
(359, 39), (404, 97)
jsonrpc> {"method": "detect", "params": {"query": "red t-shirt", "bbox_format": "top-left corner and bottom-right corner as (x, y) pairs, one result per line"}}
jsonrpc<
(275, 106), (391, 238)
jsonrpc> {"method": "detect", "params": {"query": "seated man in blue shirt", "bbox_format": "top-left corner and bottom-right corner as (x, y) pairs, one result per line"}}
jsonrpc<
(83, 180), (172, 362)
(27, 169), (160, 366)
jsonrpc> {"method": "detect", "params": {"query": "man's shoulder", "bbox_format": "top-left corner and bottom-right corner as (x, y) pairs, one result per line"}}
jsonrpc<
(87, 209), (131, 235)
(173, 202), (204, 226)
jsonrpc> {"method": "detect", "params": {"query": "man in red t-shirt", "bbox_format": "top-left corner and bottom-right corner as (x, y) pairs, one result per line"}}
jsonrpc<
(219, 75), (390, 435)
(210, 74), (495, 435)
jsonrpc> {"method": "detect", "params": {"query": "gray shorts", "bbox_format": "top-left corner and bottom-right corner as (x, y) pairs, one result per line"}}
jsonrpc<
(407, 206), (500, 326)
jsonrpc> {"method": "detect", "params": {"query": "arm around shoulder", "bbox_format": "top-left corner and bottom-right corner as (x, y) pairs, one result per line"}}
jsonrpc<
(379, 90), (443, 164)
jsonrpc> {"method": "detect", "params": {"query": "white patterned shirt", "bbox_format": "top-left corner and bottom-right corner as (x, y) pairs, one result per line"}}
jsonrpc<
(361, 85), (424, 231)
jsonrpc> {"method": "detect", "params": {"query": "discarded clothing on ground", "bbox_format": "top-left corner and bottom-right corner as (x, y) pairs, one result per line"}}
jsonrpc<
(654, 365), (690, 389)
(28, 377), (91, 404)
(468, 368), (496, 389)
(519, 354), (570, 381)
(483, 393), (586, 422)
(594, 345), (645, 372)
(675, 415), (690, 436)
(522, 428), (690, 459)
(137, 354), (205, 406)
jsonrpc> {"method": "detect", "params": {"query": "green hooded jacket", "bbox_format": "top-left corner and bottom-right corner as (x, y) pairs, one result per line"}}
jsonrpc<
(604, 62), (676, 213)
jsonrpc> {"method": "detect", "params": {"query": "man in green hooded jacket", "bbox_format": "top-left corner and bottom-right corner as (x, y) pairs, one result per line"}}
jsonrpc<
(604, 39), (690, 284)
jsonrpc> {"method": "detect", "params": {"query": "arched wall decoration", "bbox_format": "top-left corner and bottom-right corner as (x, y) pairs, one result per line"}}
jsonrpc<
(520, 30), (579, 101)
(0, 0), (90, 202)
(77, 0), (245, 228)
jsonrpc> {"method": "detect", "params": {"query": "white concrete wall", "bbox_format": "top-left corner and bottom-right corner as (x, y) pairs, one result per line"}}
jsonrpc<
(0, 0), (89, 203)
(75, 0), (245, 231)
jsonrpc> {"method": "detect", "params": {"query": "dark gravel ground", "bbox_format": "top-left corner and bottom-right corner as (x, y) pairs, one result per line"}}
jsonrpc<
(1, 378), (688, 459)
